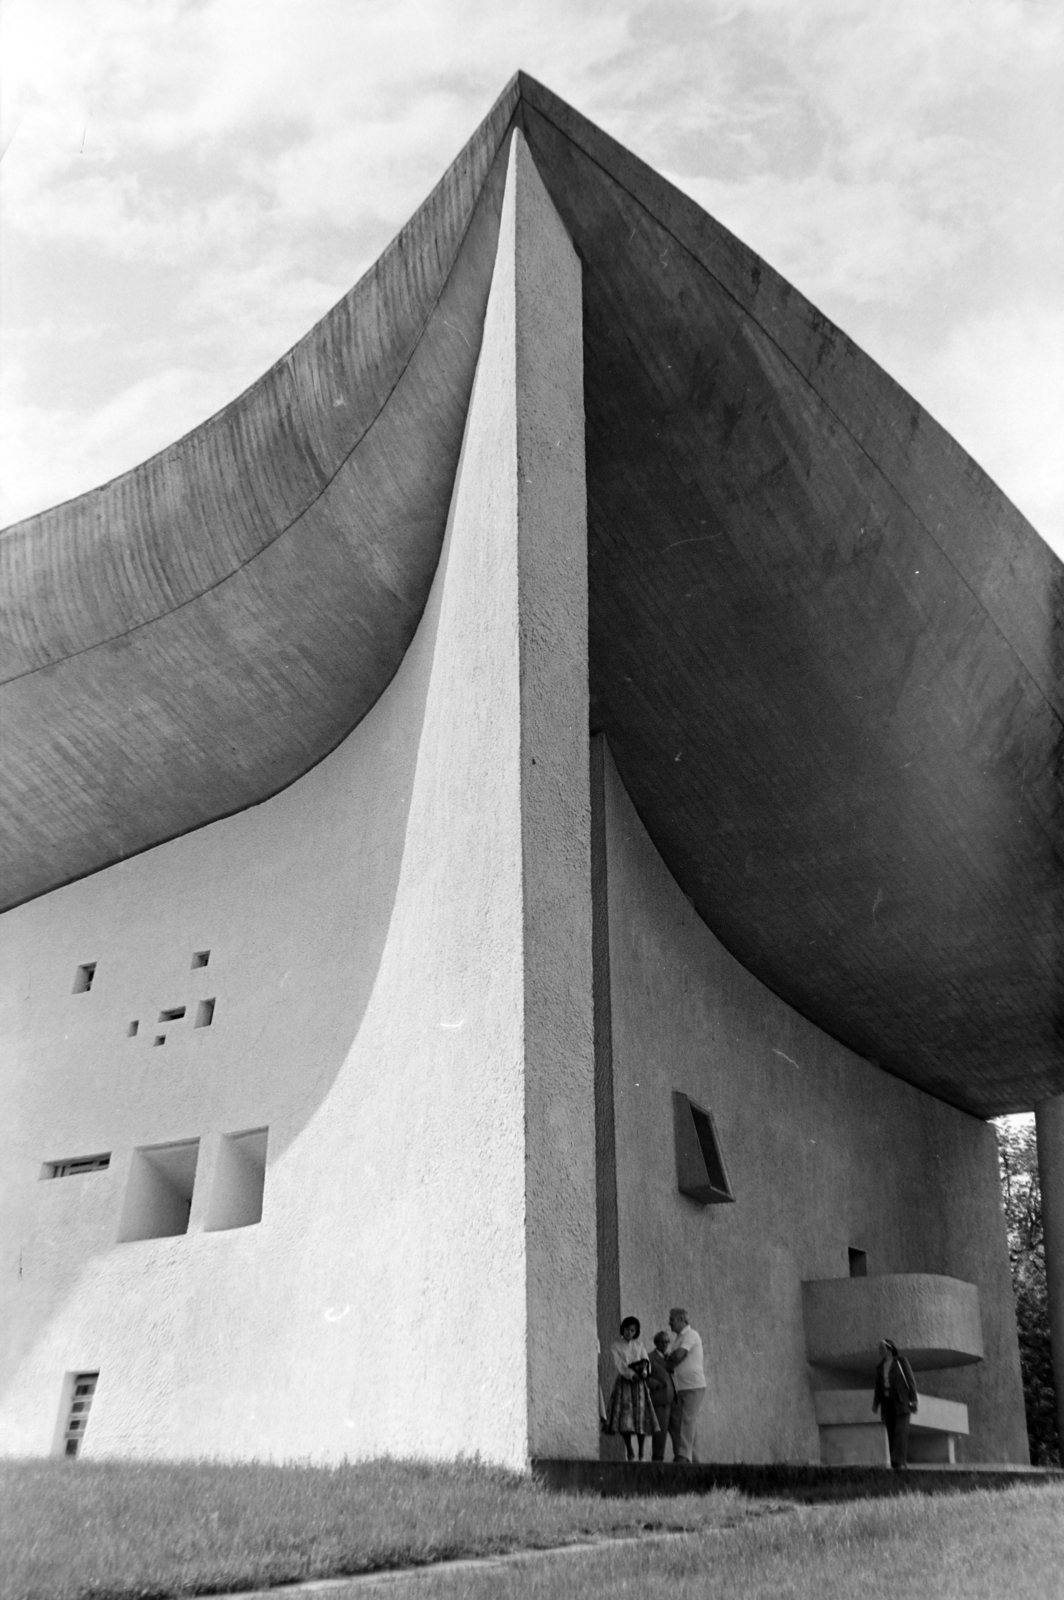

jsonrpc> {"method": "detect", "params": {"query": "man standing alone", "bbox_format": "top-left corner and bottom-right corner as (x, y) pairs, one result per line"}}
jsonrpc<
(665, 1307), (706, 1462)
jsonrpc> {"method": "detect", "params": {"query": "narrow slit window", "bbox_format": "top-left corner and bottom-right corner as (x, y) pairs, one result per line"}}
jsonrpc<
(673, 1092), (734, 1205)
(72, 963), (96, 994)
(191, 950), (210, 969)
(62, 1372), (99, 1457)
(158, 1007), (185, 1023)
(117, 1139), (200, 1242)
(204, 1127), (269, 1231)
(43, 1154), (111, 1179)
(195, 998), (215, 1029)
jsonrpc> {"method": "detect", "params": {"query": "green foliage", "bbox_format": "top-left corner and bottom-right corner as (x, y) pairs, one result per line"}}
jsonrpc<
(996, 1119), (1060, 1466)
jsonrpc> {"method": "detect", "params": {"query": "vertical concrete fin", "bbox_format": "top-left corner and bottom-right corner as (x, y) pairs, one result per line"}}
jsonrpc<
(591, 733), (622, 1459)
(485, 129), (599, 1459)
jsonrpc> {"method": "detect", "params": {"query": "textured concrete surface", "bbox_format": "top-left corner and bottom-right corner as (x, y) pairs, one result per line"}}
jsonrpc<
(1035, 1093), (1064, 1446)
(597, 742), (1028, 1464)
(818, 1424), (890, 1467)
(0, 83), (521, 913)
(520, 83), (1063, 1117)
(2, 74), (1060, 1116)
(802, 1274), (984, 1371)
(0, 133), (597, 1466)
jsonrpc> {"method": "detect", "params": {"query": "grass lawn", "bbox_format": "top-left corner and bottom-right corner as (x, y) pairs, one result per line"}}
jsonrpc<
(2, 1459), (1061, 1600)
(0, 1457), (765, 1600)
(381, 1484), (1064, 1600)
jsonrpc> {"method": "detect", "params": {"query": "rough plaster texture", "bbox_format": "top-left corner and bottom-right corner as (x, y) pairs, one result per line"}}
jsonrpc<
(1035, 1093), (1064, 1445)
(597, 743), (1028, 1464)
(0, 132), (597, 1467)
(802, 1275), (984, 1371)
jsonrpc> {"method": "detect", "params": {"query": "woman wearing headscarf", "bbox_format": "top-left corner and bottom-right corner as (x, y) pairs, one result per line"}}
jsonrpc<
(872, 1338), (919, 1468)
(605, 1316), (658, 1461)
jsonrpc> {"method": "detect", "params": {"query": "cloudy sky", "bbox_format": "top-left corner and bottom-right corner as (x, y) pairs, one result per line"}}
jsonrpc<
(1, 0), (1061, 557)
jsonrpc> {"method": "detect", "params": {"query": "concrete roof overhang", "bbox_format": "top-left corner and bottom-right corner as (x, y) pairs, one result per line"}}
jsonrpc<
(2, 75), (1061, 1117)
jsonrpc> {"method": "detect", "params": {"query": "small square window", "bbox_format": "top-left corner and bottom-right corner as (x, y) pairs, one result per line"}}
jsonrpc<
(117, 1139), (200, 1242)
(191, 950), (210, 969)
(673, 1092), (734, 1205)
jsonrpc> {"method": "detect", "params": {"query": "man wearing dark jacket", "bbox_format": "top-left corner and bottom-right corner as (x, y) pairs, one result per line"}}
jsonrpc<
(872, 1338), (919, 1468)
(647, 1332), (676, 1461)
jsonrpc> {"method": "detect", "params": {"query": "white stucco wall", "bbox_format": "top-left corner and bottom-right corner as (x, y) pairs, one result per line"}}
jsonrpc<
(598, 742), (1028, 1465)
(0, 132), (597, 1467)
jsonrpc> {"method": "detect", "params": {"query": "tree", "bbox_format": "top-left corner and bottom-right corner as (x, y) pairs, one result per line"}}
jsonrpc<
(995, 1118), (1060, 1466)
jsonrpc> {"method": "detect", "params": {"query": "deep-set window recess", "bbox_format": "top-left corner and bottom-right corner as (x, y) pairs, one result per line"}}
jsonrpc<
(43, 1154), (111, 1179)
(673, 1092), (734, 1205)
(205, 1128), (269, 1231)
(117, 1139), (200, 1242)
(849, 1248), (868, 1278)
(72, 963), (96, 994)
(159, 1007), (185, 1024)
(62, 1372), (99, 1457)
(195, 998), (215, 1029)
(191, 950), (210, 969)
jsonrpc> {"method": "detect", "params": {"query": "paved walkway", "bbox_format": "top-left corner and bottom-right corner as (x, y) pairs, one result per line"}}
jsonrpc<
(224, 1530), (700, 1598)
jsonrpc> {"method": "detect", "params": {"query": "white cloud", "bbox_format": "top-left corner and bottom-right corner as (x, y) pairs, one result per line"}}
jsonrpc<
(0, 364), (244, 525)
(892, 304), (1064, 555)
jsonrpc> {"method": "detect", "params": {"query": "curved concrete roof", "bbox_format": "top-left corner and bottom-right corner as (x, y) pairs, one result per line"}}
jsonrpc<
(2, 74), (1061, 1116)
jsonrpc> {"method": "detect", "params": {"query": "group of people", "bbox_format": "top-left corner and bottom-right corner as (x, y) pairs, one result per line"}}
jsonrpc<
(604, 1308), (705, 1462)
(605, 1319), (920, 1470)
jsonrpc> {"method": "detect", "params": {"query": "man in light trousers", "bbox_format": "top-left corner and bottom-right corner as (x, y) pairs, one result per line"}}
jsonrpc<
(665, 1307), (706, 1462)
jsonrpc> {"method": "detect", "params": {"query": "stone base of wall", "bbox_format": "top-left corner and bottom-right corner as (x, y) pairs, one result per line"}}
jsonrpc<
(532, 1459), (1064, 1501)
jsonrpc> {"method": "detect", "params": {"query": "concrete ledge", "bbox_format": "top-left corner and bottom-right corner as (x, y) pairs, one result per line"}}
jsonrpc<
(813, 1390), (969, 1467)
(813, 1391), (969, 1435)
(531, 1459), (1063, 1501)
(802, 1274), (983, 1371)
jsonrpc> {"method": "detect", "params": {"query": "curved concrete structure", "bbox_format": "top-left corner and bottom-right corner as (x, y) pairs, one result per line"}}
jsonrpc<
(1, 74), (1060, 1118)
(0, 80), (1045, 1468)
(802, 1273), (984, 1372)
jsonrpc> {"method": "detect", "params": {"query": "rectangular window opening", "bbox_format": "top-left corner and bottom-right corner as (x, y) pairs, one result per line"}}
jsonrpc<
(195, 998), (216, 1029)
(61, 1371), (99, 1458)
(848, 1248), (868, 1278)
(42, 1154), (111, 1180)
(128, 1020), (139, 1038)
(673, 1091), (734, 1205)
(153, 1035), (166, 1046)
(204, 1127), (268, 1231)
(191, 950), (210, 969)
(72, 963), (96, 994)
(117, 1139), (200, 1242)
(158, 1006), (185, 1023)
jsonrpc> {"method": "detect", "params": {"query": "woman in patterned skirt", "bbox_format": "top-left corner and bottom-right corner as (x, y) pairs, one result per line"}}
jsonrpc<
(606, 1316), (658, 1460)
